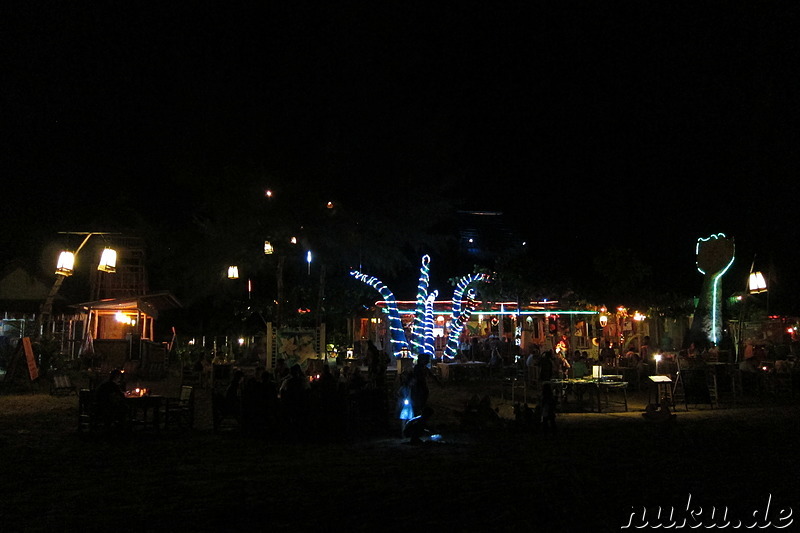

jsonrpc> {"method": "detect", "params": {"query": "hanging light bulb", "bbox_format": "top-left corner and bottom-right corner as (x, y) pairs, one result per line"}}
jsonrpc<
(97, 248), (117, 273)
(55, 251), (75, 276)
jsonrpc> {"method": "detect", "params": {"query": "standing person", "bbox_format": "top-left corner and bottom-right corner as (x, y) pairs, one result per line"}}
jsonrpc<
(280, 364), (310, 434)
(538, 351), (555, 383)
(225, 370), (245, 416)
(258, 369), (279, 435)
(525, 348), (540, 384)
(366, 339), (389, 390)
(539, 382), (557, 433)
(640, 336), (651, 364)
(554, 349), (571, 378)
(470, 337), (480, 362)
(409, 360), (431, 417)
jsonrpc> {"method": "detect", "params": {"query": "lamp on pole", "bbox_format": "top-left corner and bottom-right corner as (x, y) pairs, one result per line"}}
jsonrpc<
(736, 256), (768, 363)
(37, 232), (119, 339)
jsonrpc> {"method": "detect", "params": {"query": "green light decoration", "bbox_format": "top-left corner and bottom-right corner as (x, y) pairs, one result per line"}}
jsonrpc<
(692, 233), (735, 346)
(351, 257), (489, 359)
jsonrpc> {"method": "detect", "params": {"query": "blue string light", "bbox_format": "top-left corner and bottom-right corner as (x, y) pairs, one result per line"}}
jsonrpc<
(410, 255), (431, 355)
(443, 273), (488, 358)
(350, 269), (409, 357)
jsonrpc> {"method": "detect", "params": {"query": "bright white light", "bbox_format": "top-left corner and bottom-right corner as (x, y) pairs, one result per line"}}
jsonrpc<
(55, 251), (75, 276)
(97, 248), (117, 273)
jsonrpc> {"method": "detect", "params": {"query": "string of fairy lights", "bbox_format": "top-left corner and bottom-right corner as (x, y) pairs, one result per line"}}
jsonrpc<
(349, 270), (409, 356)
(410, 255), (431, 355)
(351, 256), (488, 360)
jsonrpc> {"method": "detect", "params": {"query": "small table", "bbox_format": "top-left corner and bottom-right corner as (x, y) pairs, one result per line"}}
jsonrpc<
(437, 362), (488, 381)
(125, 394), (164, 432)
(560, 379), (628, 413)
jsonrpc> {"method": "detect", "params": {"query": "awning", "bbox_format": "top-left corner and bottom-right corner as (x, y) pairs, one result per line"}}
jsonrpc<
(75, 292), (182, 320)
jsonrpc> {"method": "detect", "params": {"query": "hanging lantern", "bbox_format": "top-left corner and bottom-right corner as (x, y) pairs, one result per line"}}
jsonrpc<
(263, 240), (274, 255)
(97, 248), (117, 273)
(748, 271), (767, 294)
(55, 251), (75, 276)
(599, 313), (609, 327)
(228, 266), (239, 279)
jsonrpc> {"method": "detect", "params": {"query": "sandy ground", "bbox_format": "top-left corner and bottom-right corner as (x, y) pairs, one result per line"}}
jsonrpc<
(1, 370), (799, 532)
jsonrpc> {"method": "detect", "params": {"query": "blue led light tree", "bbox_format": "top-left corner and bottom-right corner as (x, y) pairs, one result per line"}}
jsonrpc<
(351, 256), (489, 359)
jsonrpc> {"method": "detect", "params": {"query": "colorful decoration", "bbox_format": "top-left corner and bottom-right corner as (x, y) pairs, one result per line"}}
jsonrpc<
(351, 257), (489, 359)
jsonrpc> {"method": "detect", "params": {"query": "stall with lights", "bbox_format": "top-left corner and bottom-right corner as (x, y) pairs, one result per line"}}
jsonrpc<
(76, 292), (181, 374)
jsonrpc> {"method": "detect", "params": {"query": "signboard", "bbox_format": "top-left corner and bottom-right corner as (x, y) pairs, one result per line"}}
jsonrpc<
(22, 337), (39, 381)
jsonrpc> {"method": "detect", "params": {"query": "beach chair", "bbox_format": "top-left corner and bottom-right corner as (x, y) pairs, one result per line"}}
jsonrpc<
(163, 385), (195, 430)
(51, 374), (77, 396)
(77, 389), (99, 433)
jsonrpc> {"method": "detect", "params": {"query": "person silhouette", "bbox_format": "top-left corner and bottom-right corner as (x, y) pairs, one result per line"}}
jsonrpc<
(403, 406), (434, 444)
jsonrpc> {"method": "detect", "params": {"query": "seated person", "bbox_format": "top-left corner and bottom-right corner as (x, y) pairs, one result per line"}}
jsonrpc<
(403, 406), (434, 444)
(642, 397), (676, 422)
(571, 358), (589, 378)
(95, 369), (128, 431)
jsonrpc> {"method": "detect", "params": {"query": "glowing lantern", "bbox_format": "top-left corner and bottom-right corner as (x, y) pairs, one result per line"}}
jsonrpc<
(97, 248), (117, 273)
(592, 365), (603, 379)
(599, 310), (609, 328)
(55, 251), (75, 276)
(228, 266), (239, 279)
(263, 241), (274, 255)
(748, 271), (767, 294)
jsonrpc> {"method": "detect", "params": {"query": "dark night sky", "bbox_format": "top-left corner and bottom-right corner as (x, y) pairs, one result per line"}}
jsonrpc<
(2, 3), (799, 309)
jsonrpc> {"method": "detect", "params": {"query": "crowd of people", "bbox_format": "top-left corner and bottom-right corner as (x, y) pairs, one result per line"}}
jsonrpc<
(210, 341), (417, 440)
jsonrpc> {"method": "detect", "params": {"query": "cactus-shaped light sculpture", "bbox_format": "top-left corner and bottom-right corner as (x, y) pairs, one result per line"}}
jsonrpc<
(691, 233), (735, 347)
